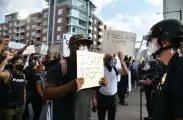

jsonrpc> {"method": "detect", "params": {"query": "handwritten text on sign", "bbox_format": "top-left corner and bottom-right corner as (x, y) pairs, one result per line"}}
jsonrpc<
(102, 30), (136, 56)
(77, 50), (104, 90)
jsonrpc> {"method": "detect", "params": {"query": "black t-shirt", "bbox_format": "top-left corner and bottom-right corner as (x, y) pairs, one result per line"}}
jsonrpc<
(24, 66), (36, 92)
(152, 52), (183, 120)
(46, 57), (92, 120)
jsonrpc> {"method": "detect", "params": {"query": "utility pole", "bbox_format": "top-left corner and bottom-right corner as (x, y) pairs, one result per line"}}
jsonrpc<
(47, 0), (56, 54)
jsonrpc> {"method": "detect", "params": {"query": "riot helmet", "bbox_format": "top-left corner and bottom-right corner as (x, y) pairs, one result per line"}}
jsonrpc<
(145, 19), (183, 57)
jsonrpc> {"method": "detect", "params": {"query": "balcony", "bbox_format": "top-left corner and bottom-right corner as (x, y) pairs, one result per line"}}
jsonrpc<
(99, 25), (103, 29)
(89, 26), (93, 30)
(36, 33), (41, 37)
(19, 22), (26, 26)
(89, 18), (93, 22)
(19, 35), (25, 39)
(19, 29), (25, 33)
(89, 33), (92, 38)
(37, 19), (42, 23)
(16, 30), (19, 33)
(99, 38), (103, 42)
(36, 26), (42, 30)
(99, 31), (103, 36)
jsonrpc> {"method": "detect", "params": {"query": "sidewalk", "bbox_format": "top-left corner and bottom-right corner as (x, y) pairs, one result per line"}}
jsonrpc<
(91, 89), (148, 120)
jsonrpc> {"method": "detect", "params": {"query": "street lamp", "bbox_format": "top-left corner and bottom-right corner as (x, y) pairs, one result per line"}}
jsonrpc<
(157, 10), (182, 21)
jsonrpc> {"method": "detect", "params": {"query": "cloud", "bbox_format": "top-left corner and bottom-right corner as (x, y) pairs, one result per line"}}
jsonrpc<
(0, 0), (47, 21)
(144, 0), (163, 7)
(92, 0), (117, 14)
(111, 4), (116, 8)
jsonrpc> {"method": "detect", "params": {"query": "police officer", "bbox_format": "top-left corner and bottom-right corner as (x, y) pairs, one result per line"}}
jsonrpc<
(145, 19), (183, 120)
(0, 54), (26, 120)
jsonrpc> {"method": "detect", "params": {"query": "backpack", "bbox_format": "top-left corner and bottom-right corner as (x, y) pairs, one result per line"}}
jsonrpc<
(60, 58), (68, 77)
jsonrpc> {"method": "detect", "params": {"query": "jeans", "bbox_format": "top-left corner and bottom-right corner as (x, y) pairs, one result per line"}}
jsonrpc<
(97, 92), (117, 120)
(0, 106), (25, 120)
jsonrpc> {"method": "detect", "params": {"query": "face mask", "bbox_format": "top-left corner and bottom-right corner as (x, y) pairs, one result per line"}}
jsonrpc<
(30, 62), (36, 68)
(147, 38), (159, 54)
(105, 59), (113, 66)
(15, 64), (24, 71)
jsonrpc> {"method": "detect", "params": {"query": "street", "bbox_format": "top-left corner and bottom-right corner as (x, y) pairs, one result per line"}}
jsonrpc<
(91, 89), (148, 120)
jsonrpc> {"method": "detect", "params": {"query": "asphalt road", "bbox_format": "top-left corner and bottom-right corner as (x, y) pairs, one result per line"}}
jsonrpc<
(91, 89), (148, 120)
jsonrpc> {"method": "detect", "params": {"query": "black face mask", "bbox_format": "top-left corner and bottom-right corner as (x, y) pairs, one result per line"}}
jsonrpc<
(30, 62), (36, 68)
(105, 59), (113, 72)
(15, 65), (24, 71)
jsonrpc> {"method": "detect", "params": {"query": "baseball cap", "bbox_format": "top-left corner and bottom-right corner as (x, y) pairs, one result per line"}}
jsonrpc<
(69, 34), (93, 46)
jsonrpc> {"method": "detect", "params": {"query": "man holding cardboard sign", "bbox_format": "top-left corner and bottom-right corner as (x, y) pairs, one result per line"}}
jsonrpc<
(44, 34), (107, 120)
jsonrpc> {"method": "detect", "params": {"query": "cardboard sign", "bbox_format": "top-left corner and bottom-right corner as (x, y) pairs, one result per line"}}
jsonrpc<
(8, 42), (35, 54)
(63, 34), (73, 57)
(77, 50), (104, 90)
(102, 30), (136, 56)
(40, 44), (48, 55)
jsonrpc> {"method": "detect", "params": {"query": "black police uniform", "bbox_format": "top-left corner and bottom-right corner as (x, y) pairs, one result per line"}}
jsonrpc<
(152, 52), (183, 120)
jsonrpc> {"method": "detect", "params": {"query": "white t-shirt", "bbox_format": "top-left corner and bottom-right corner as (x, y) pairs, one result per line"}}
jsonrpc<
(99, 66), (120, 96)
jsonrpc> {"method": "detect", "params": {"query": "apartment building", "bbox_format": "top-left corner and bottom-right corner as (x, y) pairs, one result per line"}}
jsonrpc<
(0, 0), (103, 52)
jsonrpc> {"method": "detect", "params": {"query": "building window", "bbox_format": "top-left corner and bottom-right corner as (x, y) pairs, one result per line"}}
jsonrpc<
(94, 27), (97, 31)
(44, 12), (48, 18)
(8, 30), (12, 33)
(79, 20), (87, 27)
(94, 34), (97, 39)
(32, 17), (37, 22)
(27, 19), (30, 23)
(26, 33), (29, 37)
(58, 18), (62, 23)
(31, 32), (36, 36)
(72, 27), (75, 32)
(0, 27), (2, 30)
(27, 26), (30, 30)
(0, 32), (1, 35)
(43, 36), (47, 41)
(58, 9), (63, 15)
(57, 26), (62, 31)
(43, 21), (48, 26)
(93, 41), (96, 45)
(3, 26), (7, 30)
(57, 35), (61, 41)
(9, 23), (12, 27)
(32, 25), (36, 29)
(43, 29), (47, 34)
(94, 20), (97, 24)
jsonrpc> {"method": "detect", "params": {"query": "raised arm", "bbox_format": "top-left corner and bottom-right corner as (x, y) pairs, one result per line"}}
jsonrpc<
(0, 53), (14, 83)
(117, 52), (128, 75)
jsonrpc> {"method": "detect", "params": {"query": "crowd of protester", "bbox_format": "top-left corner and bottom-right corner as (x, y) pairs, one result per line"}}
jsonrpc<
(1, 19), (182, 120)
(0, 34), (146, 120)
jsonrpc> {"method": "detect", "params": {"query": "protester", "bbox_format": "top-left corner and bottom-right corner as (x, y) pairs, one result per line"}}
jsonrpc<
(95, 52), (128, 120)
(43, 34), (107, 120)
(0, 55), (26, 120)
(145, 19), (183, 120)
(31, 64), (47, 120)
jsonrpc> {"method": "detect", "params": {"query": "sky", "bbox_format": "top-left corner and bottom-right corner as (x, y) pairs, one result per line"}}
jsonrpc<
(0, 0), (163, 48)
